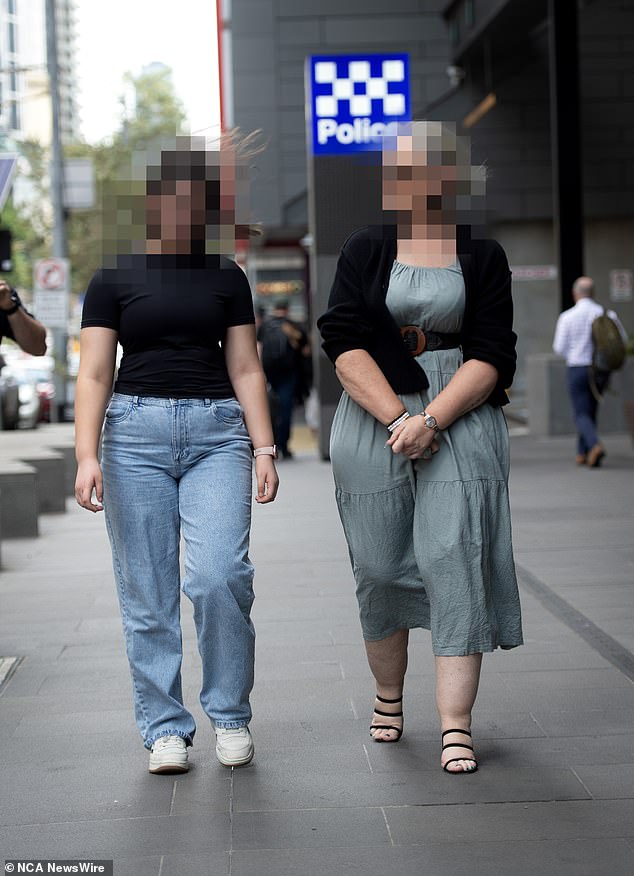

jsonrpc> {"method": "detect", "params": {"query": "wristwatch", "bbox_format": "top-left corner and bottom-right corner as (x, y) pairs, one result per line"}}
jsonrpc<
(2, 288), (21, 315)
(419, 410), (439, 432)
(254, 445), (278, 459)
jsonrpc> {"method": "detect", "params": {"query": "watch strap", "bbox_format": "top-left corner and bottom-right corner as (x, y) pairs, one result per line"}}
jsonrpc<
(254, 445), (277, 459)
(420, 410), (440, 432)
(3, 289), (21, 315)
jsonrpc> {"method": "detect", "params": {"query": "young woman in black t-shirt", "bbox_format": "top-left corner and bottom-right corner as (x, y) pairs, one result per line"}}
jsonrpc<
(75, 137), (278, 774)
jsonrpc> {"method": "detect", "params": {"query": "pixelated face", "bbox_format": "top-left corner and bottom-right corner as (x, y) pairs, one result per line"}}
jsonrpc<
(100, 133), (258, 263)
(145, 179), (207, 249)
(381, 122), (485, 230)
(382, 135), (458, 224)
(143, 134), (252, 255)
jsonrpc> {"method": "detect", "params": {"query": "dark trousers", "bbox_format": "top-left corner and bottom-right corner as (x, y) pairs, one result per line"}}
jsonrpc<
(566, 366), (609, 455)
(267, 373), (296, 455)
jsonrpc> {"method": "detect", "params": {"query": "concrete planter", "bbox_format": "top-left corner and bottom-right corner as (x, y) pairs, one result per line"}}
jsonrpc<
(526, 354), (627, 436)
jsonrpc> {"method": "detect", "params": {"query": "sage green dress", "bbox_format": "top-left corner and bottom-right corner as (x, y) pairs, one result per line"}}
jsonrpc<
(330, 260), (523, 655)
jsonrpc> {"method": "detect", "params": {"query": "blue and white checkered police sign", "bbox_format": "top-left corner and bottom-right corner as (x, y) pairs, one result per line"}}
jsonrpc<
(307, 54), (411, 155)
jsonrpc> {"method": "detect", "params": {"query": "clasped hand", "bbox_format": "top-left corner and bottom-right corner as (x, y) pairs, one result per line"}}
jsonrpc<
(386, 415), (440, 460)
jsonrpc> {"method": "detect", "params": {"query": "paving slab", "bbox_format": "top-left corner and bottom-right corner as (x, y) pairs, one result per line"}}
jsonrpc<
(231, 806), (391, 850)
(0, 813), (231, 859)
(230, 839), (634, 876)
(0, 426), (632, 875)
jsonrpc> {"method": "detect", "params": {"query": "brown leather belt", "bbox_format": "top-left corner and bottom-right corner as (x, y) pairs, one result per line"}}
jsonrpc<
(400, 326), (461, 357)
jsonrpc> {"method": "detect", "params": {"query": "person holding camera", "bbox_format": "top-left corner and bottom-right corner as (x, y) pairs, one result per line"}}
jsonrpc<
(0, 280), (47, 355)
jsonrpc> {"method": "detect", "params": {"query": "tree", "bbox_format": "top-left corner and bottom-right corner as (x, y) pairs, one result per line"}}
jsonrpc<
(1, 65), (189, 297)
(0, 197), (48, 295)
(0, 140), (50, 296)
(65, 65), (188, 292)
(120, 66), (187, 148)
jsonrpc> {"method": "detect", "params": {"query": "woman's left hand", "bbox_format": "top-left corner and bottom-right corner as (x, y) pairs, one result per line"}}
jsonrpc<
(387, 415), (440, 461)
(254, 455), (279, 504)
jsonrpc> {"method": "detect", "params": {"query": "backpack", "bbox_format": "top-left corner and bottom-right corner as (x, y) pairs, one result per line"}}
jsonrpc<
(591, 309), (626, 373)
(259, 317), (296, 375)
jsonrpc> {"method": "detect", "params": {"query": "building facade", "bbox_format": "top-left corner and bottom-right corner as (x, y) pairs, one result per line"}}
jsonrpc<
(4, 0), (81, 147)
(224, 0), (633, 410)
(0, 0), (22, 138)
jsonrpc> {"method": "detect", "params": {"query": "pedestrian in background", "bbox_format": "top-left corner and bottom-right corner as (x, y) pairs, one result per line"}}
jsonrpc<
(74, 134), (278, 775)
(318, 121), (522, 774)
(258, 298), (311, 459)
(553, 276), (628, 467)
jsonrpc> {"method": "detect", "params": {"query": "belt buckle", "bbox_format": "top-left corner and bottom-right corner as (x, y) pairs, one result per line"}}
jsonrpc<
(400, 325), (426, 357)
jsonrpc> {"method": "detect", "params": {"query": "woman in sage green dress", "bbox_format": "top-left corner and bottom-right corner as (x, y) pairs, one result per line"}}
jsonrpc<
(317, 121), (523, 774)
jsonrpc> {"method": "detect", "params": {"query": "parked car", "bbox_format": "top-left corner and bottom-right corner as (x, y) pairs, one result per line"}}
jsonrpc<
(35, 373), (56, 422)
(0, 354), (56, 424)
(3, 369), (43, 429)
(4, 364), (58, 427)
(0, 355), (19, 429)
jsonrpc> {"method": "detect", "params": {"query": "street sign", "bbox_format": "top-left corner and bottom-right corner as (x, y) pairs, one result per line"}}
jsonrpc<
(511, 265), (558, 281)
(64, 158), (96, 210)
(307, 53), (411, 155)
(609, 269), (633, 303)
(33, 256), (70, 329)
(35, 257), (68, 290)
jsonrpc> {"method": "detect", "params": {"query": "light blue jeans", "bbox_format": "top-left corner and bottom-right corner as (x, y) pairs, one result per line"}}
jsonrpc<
(101, 393), (255, 749)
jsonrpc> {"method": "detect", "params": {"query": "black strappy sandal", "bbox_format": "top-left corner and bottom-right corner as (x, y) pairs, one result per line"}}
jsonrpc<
(441, 728), (478, 773)
(369, 694), (403, 743)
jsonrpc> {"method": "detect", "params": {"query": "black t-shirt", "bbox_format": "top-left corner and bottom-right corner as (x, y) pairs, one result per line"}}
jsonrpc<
(81, 254), (255, 398)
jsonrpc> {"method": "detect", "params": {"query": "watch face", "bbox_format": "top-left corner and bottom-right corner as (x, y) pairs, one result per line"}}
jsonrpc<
(425, 415), (438, 429)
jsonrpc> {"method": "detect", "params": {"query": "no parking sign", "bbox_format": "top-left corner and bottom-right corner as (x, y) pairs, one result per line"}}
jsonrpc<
(33, 257), (70, 329)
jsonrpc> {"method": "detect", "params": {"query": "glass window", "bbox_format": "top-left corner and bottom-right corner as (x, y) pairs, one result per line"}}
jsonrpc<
(465, 0), (475, 27)
(8, 0), (16, 16)
(10, 70), (17, 93)
(450, 18), (460, 47)
(8, 21), (16, 53)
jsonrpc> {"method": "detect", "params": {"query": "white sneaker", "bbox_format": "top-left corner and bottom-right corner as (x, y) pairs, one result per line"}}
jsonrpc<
(214, 725), (254, 767)
(148, 734), (189, 774)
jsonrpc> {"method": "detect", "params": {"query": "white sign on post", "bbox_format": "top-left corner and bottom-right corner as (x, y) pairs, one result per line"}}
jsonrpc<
(33, 257), (70, 329)
(609, 269), (633, 303)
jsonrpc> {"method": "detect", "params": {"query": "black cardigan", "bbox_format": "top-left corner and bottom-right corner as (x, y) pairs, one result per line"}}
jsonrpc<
(317, 225), (517, 407)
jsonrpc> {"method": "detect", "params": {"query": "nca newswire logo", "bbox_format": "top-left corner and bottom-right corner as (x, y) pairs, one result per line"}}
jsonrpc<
(307, 53), (411, 155)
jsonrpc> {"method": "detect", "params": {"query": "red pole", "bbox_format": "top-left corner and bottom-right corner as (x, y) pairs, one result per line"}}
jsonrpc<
(216, 0), (225, 131)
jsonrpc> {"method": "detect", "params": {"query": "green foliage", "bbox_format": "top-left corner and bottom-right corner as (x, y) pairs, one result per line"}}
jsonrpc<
(66, 66), (188, 291)
(2, 66), (188, 298)
(121, 67), (187, 147)
(0, 197), (48, 295)
(0, 140), (50, 297)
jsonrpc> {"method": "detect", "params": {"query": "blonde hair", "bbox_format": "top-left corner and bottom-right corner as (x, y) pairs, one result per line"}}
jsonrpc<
(383, 120), (487, 203)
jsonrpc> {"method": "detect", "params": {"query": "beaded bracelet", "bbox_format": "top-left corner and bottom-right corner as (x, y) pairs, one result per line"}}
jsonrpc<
(387, 411), (410, 433)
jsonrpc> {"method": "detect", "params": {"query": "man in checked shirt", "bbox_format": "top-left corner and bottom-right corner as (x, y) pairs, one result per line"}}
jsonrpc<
(553, 276), (628, 467)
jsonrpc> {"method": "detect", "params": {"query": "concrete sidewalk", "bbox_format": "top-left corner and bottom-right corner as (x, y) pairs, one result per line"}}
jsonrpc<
(0, 426), (633, 875)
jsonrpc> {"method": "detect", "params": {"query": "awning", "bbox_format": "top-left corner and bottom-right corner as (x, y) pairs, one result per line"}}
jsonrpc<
(0, 154), (18, 211)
